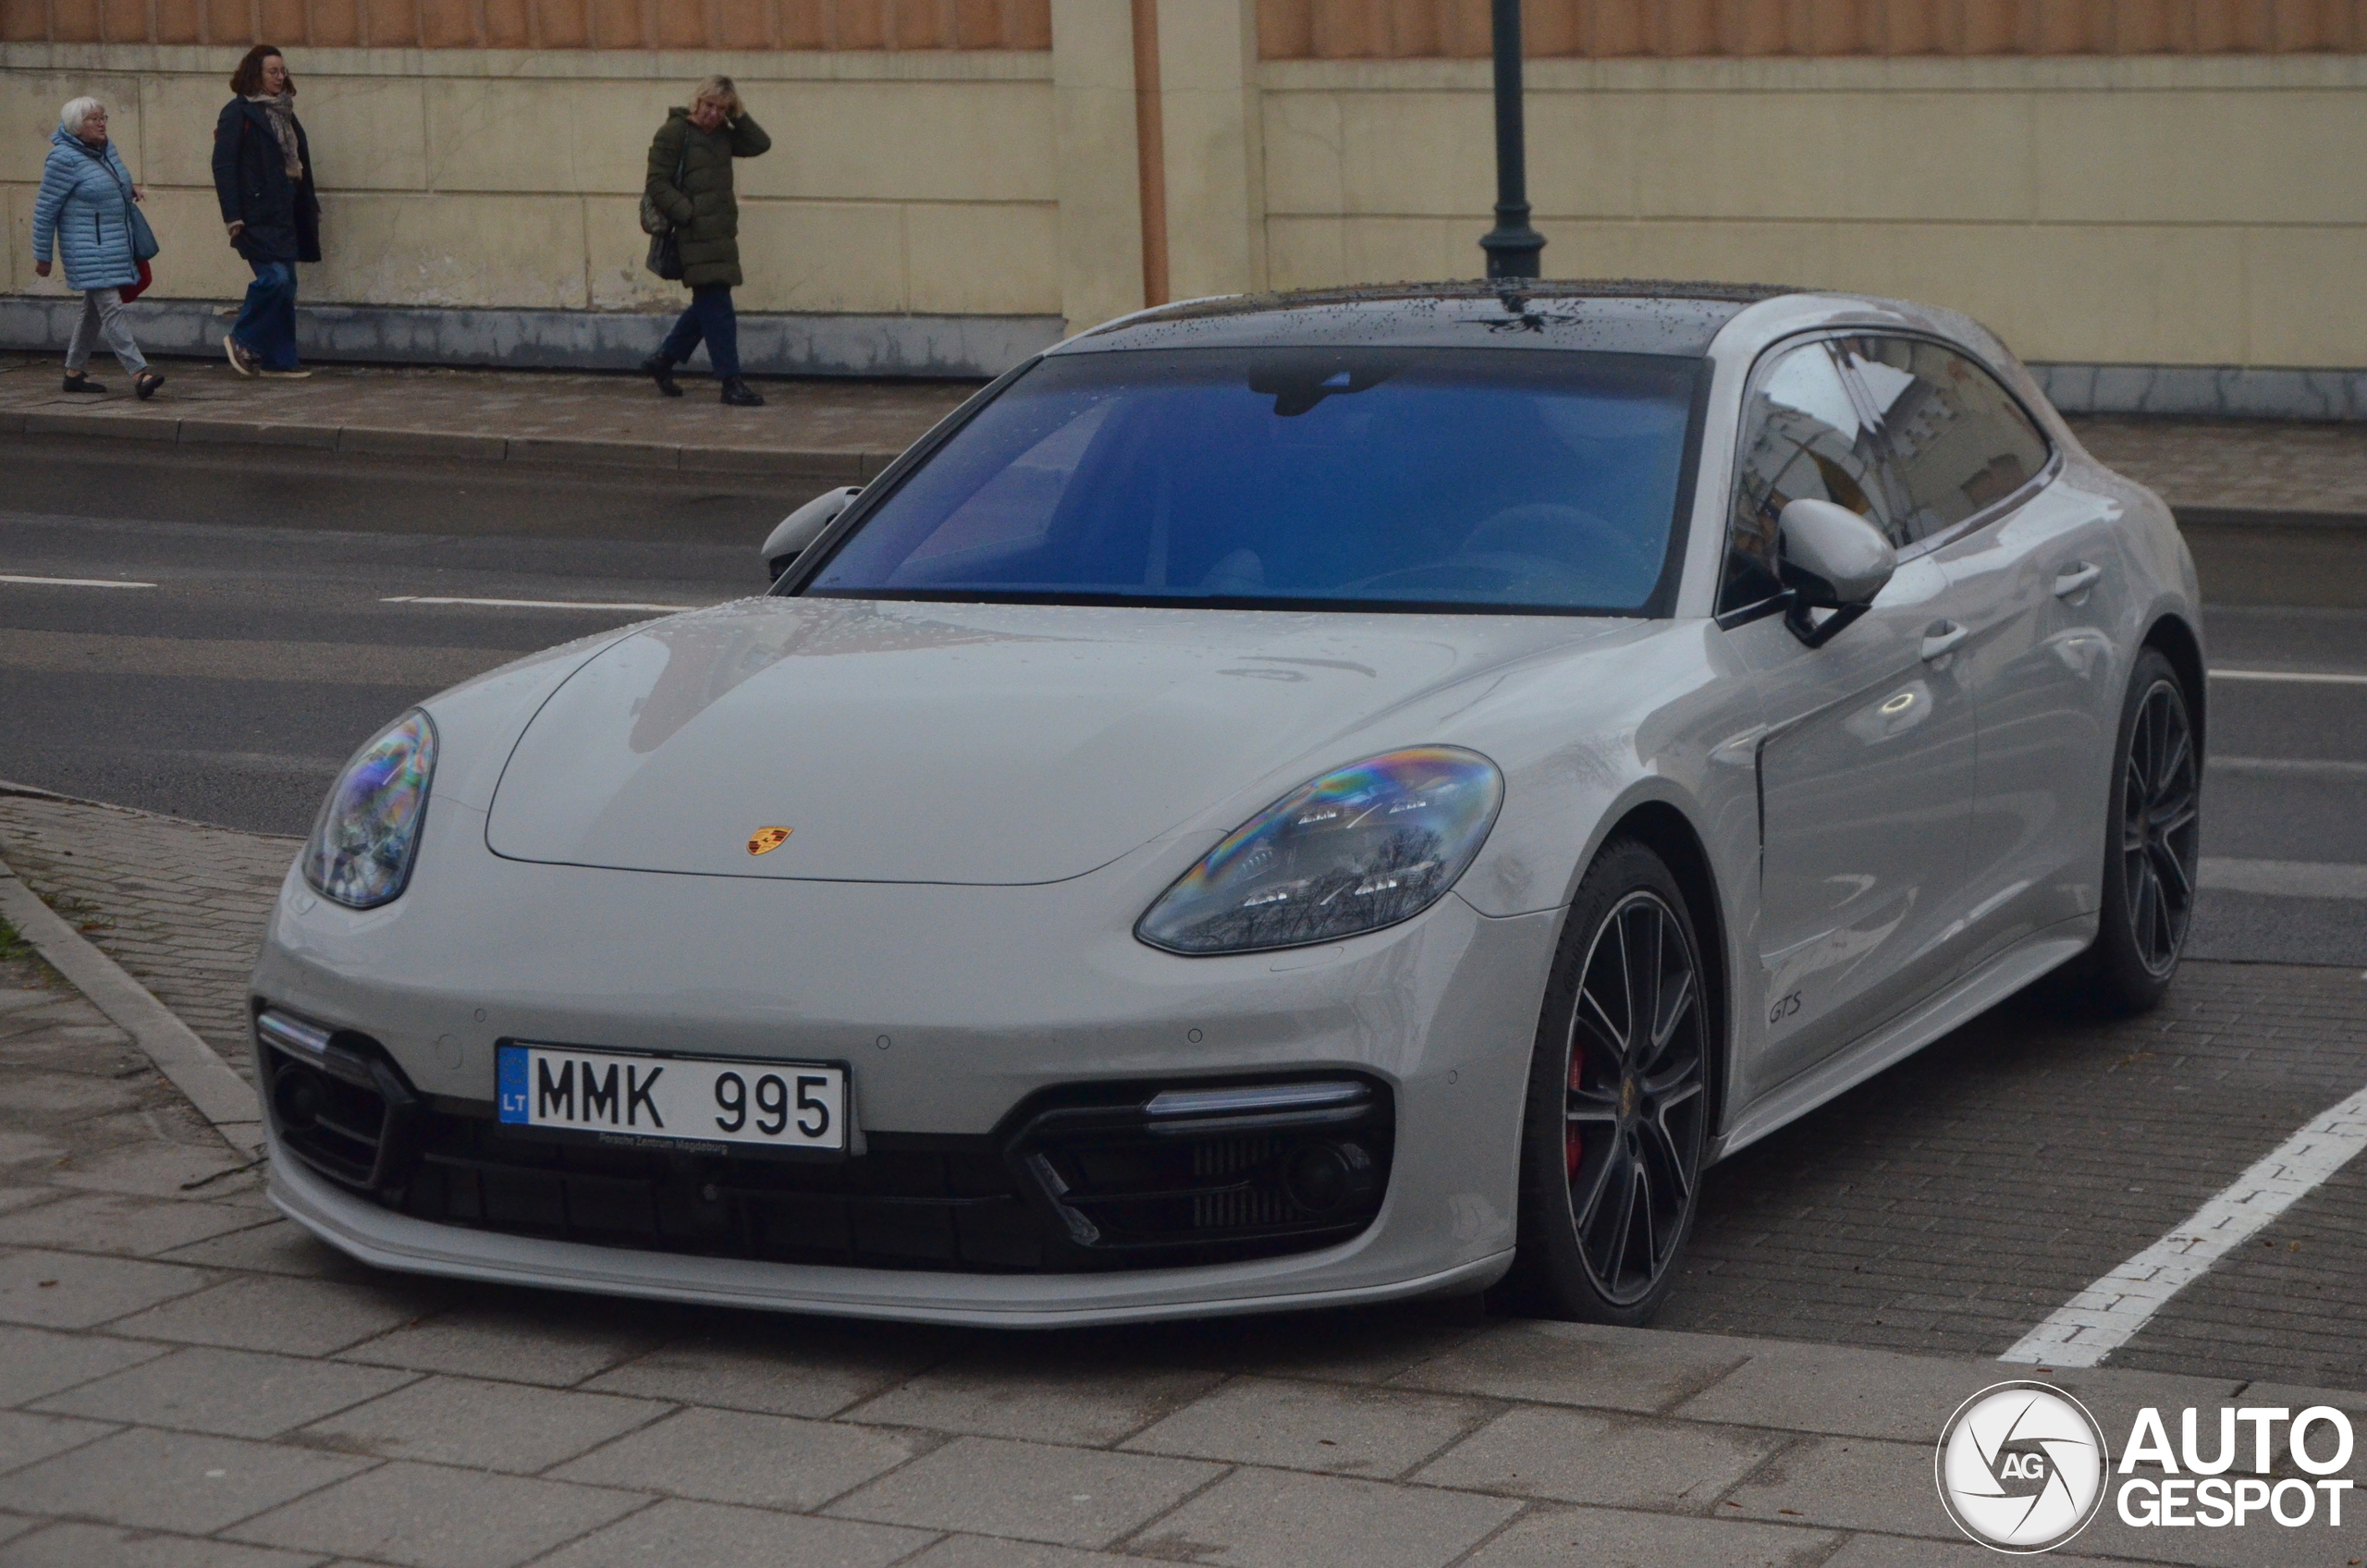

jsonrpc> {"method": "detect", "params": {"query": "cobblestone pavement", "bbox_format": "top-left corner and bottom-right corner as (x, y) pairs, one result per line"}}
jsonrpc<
(5, 793), (2364, 1397)
(0, 793), (292, 1079)
(2, 945), (2362, 1567)
(1666, 962), (2367, 1388)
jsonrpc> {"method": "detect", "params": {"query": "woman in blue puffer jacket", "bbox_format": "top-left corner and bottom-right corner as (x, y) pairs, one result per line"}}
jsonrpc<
(31, 95), (163, 399)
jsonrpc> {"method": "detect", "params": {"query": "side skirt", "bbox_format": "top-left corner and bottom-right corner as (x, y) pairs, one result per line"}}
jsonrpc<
(1711, 923), (2092, 1161)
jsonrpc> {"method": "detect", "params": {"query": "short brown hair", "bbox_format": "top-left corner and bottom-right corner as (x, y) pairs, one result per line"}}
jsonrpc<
(230, 45), (287, 97)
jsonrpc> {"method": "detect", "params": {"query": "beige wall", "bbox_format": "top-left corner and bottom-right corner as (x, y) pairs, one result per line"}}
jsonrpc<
(2, 44), (1062, 318)
(1255, 54), (2367, 369)
(7, 41), (2367, 371)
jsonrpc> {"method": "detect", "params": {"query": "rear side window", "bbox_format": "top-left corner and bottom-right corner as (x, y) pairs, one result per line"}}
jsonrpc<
(1846, 337), (2051, 544)
(1721, 339), (1904, 615)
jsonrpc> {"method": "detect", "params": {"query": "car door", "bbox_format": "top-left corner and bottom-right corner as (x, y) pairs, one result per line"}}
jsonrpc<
(1846, 337), (2128, 965)
(1717, 336), (1985, 1090)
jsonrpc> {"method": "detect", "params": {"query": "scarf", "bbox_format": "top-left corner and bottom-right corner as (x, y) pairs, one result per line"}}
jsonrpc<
(246, 92), (304, 181)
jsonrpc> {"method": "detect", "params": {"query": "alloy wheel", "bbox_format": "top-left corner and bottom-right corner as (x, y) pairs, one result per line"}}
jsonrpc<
(1561, 890), (1708, 1306)
(2121, 678), (2200, 976)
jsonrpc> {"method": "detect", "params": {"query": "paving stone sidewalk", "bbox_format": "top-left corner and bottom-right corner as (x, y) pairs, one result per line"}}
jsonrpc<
(2072, 416), (2367, 518)
(7, 349), (2367, 518)
(3, 943), (2362, 1567)
(0, 351), (974, 482)
(0, 791), (292, 1080)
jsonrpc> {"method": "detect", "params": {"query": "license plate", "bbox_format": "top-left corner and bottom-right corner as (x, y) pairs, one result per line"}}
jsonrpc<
(497, 1043), (846, 1154)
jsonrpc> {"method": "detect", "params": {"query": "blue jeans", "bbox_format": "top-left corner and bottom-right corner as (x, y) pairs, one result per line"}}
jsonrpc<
(658, 285), (740, 379)
(233, 260), (300, 371)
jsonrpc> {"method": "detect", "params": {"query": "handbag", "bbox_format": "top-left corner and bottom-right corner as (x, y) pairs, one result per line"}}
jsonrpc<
(641, 131), (690, 281)
(115, 164), (159, 301)
(126, 200), (160, 263)
(645, 227), (682, 282)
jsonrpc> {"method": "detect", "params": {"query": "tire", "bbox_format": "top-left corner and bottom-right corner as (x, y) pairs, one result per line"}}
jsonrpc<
(2073, 647), (2201, 1015)
(1505, 838), (1713, 1325)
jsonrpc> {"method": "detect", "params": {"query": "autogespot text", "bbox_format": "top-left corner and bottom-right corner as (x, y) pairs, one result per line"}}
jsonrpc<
(2116, 1405), (2356, 1530)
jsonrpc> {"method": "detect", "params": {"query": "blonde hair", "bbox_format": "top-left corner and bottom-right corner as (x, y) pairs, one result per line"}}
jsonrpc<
(691, 75), (741, 117)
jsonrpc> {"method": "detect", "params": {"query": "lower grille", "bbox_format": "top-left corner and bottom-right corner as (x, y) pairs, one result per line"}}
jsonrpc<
(256, 1006), (1392, 1275)
(397, 1119), (1049, 1271)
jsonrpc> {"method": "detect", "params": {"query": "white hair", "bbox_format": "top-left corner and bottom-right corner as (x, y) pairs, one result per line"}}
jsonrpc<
(59, 95), (104, 135)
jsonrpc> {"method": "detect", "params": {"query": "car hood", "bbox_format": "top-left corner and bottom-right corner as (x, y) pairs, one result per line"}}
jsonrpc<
(483, 597), (1616, 885)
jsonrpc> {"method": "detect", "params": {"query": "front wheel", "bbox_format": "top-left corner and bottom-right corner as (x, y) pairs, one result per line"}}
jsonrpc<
(2071, 647), (2201, 1015)
(1506, 839), (1712, 1325)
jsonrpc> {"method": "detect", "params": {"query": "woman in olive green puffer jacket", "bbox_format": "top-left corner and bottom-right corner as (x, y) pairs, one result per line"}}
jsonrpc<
(639, 76), (772, 407)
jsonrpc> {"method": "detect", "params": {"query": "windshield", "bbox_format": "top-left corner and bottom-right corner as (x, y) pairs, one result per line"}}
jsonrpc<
(799, 346), (1704, 615)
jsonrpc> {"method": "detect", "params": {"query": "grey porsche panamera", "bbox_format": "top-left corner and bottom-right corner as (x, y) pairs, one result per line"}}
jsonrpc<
(252, 281), (2202, 1326)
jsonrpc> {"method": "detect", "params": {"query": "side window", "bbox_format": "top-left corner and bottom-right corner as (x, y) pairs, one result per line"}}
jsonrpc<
(1721, 339), (1904, 615)
(1846, 337), (2052, 544)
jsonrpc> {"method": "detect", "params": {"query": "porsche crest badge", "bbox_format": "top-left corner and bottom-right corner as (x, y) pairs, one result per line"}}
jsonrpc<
(747, 827), (791, 856)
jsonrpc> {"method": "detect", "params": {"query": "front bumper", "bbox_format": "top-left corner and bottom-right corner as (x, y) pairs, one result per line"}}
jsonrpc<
(267, 1131), (1514, 1327)
(253, 807), (1558, 1322)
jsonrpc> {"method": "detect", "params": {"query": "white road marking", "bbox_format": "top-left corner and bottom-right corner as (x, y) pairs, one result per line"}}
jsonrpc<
(0, 574), (156, 589)
(2210, 668), (2367, 686)
(2001, 1084), (2367, 1368)
(2199, 857), (2367, 900)
(2210, 755), (2367, 780)
(382, 595), (696, 613)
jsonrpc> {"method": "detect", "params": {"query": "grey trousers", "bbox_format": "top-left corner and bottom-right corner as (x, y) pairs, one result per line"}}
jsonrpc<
(65, 288), (148, 375)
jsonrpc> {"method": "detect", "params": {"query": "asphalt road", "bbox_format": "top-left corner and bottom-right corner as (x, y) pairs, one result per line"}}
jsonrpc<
(3, 435), (2364, 1387)
(0, 436), (777, 833)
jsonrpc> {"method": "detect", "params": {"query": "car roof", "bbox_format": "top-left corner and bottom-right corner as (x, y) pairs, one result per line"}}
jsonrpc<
(1058, 280), (1803, 360)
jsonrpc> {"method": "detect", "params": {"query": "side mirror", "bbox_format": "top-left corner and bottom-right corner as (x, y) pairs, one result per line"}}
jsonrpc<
(1776, 497), (1895, 647)
(762, 485), (861, 583)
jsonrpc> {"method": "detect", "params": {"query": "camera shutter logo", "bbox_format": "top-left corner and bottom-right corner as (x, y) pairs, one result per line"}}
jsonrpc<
(1936, 1382), (2110, 1553)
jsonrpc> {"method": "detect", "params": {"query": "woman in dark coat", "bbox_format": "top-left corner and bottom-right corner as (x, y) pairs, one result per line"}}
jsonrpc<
(211, 44), (320, 378)
(638, 76), (771, 407)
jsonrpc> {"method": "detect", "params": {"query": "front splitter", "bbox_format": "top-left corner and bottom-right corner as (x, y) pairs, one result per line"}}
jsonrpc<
(266, 1133), (1513, 1329)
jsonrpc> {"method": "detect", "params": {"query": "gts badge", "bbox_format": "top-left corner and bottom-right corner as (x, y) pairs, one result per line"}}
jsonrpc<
(1768, 990), (1803, 1026)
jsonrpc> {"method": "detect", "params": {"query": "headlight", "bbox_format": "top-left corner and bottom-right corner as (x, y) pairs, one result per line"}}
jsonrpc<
(1137, 747), (1503, 956)
(303, 709), (436, 910)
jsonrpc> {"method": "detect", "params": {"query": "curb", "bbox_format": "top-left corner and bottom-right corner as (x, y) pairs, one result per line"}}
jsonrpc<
(0, 404), (892, 483)
(0, 839), (265, 1160)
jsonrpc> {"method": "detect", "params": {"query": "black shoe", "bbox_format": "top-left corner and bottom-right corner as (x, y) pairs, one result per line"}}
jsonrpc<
(719, 377), (765, 408)
(62, 372), (104, 393)
(134, 372), (165, 401)
(639, 353), (681, 398)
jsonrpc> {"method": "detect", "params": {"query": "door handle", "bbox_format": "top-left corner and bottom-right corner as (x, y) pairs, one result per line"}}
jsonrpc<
(2054, 562), (2103, 599)
(1920, 622), (1968, 662)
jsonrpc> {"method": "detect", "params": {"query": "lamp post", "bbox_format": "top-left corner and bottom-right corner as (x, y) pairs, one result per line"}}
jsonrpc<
(1478, 0), (1544, 279)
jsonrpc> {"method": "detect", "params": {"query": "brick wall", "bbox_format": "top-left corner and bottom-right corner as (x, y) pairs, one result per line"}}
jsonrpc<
(16, 2), (2349, 56)
(0, 0), (1051, 49)
(1256, 0), (2366, 57)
